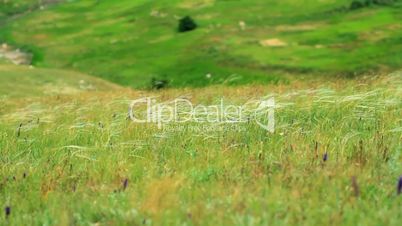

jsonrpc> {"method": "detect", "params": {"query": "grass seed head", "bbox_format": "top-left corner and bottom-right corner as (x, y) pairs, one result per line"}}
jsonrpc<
(351, 176), (360, 197)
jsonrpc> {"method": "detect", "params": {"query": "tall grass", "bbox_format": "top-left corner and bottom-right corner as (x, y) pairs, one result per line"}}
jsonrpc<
(0, 73), (401, 225)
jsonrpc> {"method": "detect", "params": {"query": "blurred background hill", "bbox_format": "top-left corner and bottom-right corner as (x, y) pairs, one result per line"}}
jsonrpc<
(1, 0), (401, 88)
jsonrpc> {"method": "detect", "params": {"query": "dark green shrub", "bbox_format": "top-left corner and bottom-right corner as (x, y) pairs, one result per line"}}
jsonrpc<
(178, 16), (197, 33)
(371, 0), (395, 5)
(351, 0), (395, 9)
(151, 78), (169, 90)
(350, 1), (365, 9)
(364, 0), (374, 6)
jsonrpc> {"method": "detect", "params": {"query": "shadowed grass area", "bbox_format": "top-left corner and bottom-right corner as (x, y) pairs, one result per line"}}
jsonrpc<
(1, 0), (401, 88)
(0, 0), (38, 19)
(0, 71), (401, 225)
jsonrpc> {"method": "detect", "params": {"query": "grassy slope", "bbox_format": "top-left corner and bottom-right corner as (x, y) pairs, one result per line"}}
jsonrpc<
(0, 0), (57, 22)
(0, 0), (38, 19)
(1, 0), (401, 88)
(0, 1), (401, 225)
(0, 64), (121, 98)
(0, 72), (401, 225)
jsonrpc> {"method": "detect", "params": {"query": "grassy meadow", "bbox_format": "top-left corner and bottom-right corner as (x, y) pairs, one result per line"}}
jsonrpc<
(0, 0), (402, 225)
(1, 70), (401, 225)
(1, 0), (402, 87)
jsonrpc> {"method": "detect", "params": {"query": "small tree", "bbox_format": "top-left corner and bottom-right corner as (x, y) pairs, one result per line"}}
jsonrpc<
(178, 16), (197, 33)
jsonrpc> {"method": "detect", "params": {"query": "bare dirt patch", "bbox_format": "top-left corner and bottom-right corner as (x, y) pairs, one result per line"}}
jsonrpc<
(0, 43), (32, 65)
(259, 38), (287, 47)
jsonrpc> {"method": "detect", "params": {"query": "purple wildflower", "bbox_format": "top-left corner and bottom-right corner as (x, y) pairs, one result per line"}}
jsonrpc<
(123, 178), (128, 191)
(398, 176), (402, 195)
(323, 152), (328, 162)
(5, 206), (10, 218)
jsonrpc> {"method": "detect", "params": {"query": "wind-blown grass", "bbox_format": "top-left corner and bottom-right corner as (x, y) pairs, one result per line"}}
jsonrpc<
(0, 71), (401, 225)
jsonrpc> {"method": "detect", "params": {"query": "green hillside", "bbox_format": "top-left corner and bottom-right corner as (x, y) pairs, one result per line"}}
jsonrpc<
(0, 64), (120, 98)
(1, 1), (402, 225)
(0, 0), (38, 20)
(1, 0), (401, 88)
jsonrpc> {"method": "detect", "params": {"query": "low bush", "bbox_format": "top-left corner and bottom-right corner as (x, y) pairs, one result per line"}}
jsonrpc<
(350, 0), (365, 9)
(151, 77), (169, 90)
(178, 16), (197, 33)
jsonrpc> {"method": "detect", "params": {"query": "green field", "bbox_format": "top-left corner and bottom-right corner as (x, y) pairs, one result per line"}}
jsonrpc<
(0, 0), (401, 225)
(1, 0), (402, 87)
